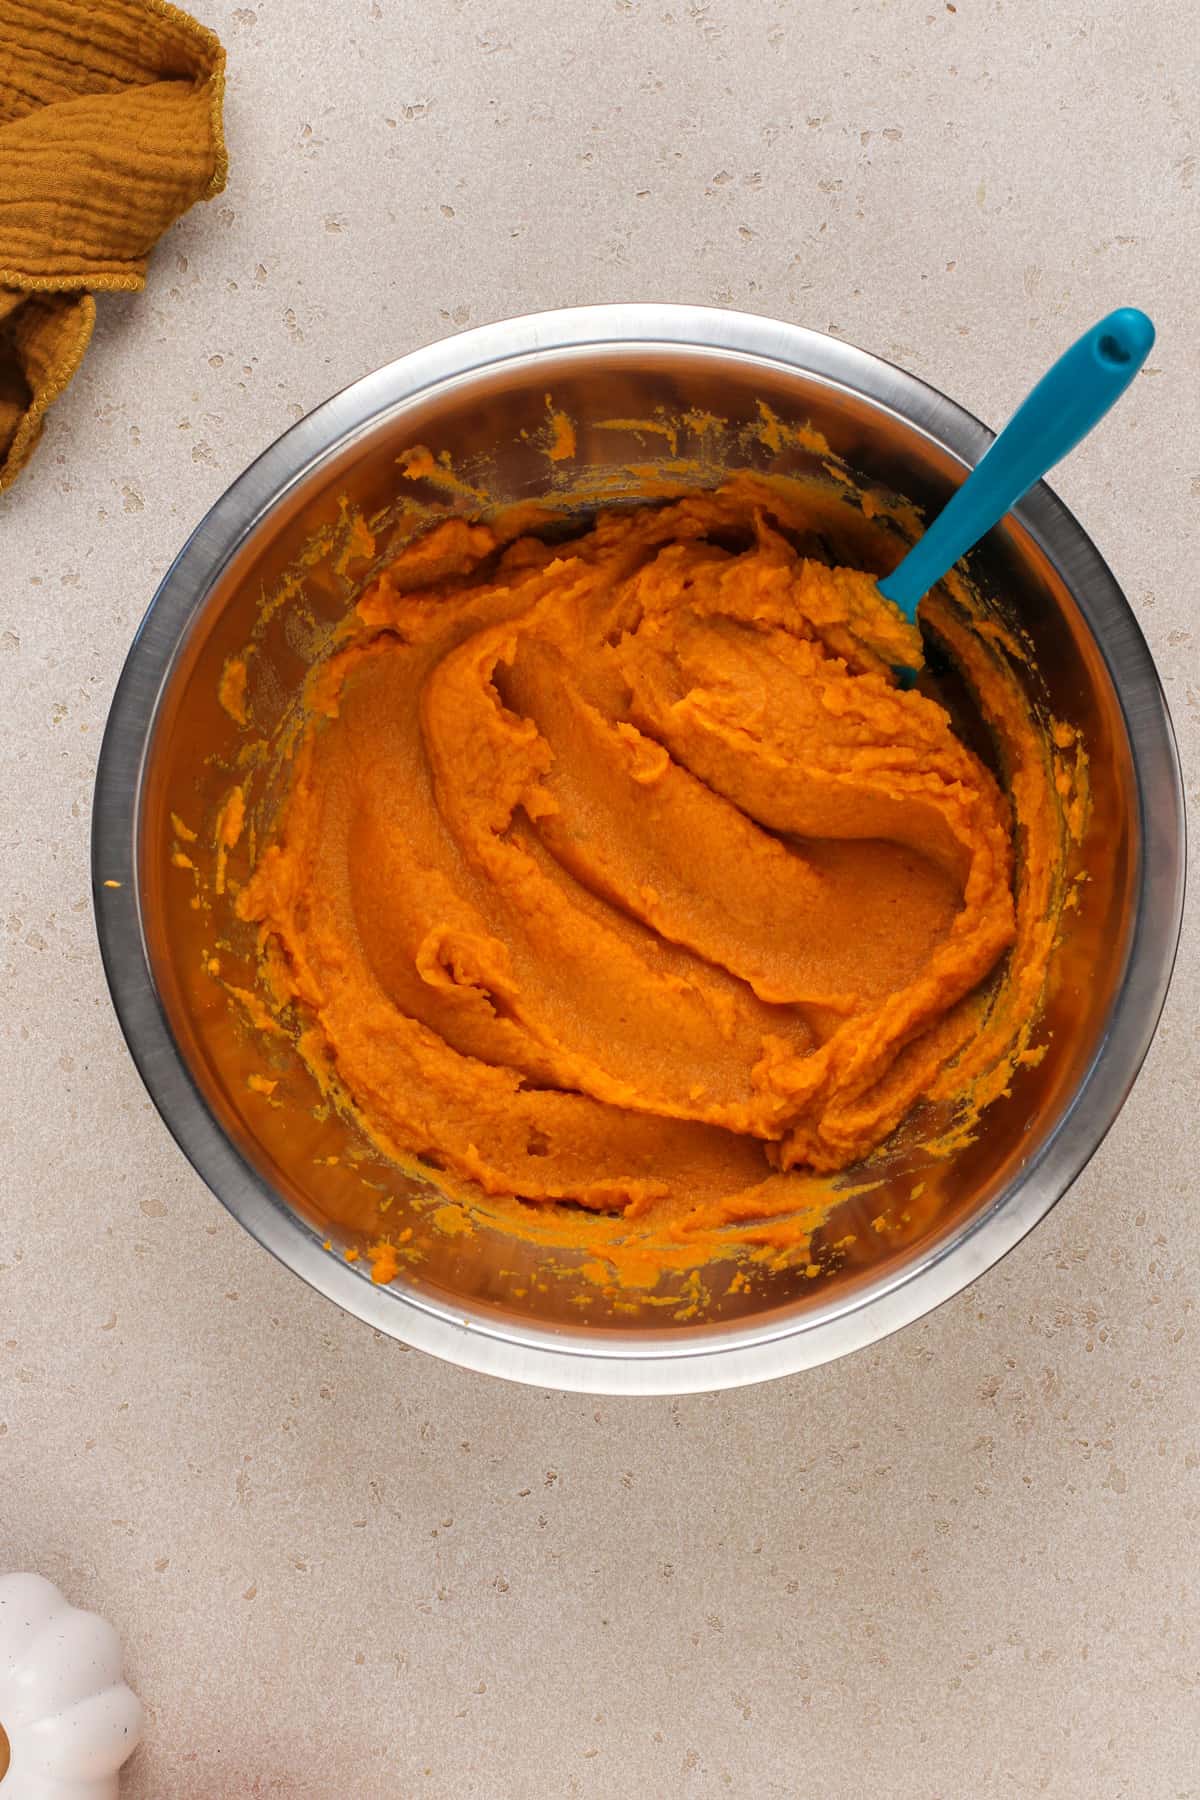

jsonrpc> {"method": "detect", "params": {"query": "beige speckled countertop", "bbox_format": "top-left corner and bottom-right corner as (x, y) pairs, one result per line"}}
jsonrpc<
(2, 2), (1198, 1794)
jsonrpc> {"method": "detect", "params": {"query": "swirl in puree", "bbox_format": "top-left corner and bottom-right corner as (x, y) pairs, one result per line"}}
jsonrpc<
(238, 478), (1048, 1248)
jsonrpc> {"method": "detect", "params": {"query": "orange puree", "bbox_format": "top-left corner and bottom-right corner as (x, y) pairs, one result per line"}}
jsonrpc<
(237, 483), (1028, 1244)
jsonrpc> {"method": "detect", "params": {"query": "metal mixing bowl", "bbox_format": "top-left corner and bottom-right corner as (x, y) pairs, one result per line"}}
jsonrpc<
(93, 305), (1184, 1394)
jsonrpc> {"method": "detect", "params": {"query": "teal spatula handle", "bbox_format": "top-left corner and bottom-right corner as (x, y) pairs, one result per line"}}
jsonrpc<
(878, 307), (1155, 623)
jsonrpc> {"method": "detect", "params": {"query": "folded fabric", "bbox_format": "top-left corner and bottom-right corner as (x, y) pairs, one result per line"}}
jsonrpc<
(0, 0), (226, 491)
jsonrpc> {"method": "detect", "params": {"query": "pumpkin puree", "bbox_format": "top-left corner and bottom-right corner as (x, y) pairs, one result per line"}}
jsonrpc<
(236, 479), (1047, 1254)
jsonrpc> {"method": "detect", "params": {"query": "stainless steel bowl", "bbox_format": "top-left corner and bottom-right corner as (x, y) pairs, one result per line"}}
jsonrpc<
(93, 305), (1185, 1394)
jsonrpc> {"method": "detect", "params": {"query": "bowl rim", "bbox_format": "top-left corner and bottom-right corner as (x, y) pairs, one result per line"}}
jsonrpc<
(91, 303), (1186, 1395)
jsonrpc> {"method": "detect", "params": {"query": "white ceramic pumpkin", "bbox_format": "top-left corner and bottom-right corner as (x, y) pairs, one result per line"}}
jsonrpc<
(0, 1574), (143, 1798)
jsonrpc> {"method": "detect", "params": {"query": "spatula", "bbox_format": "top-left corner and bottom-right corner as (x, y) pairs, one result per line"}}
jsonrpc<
(880, 307), (1155, 681)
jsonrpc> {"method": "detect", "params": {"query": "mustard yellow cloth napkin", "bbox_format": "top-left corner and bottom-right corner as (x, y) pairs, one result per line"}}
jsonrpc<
(0, 0), (226, 491)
